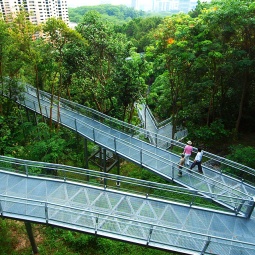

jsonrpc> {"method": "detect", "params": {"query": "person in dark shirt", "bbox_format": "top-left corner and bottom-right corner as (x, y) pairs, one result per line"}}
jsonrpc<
(190, 148), (203, 174)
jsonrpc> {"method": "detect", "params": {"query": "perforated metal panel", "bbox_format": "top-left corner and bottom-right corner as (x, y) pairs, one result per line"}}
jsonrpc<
(0, 169), (255, 254)
(15, 85), (255, 218)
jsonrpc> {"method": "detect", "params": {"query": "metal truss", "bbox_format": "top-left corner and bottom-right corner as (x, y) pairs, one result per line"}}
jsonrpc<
(0, 157), (255, 255)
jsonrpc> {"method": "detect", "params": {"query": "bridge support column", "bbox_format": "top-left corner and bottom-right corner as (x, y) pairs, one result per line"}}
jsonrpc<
(34, 112), (38, 126)
(24, 221), (39, 254)
(26, 108), (31, 122)
(84, 138), (89, 181)
(99, 148), (103, 170)
(103, 148), (107, 187)
(116, 155), (120, 187)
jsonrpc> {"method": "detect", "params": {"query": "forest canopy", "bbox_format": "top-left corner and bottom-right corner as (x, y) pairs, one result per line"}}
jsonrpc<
(1, 2), (255, 253)
(1, 0), (255, 154)
(68, 4), (146, 24)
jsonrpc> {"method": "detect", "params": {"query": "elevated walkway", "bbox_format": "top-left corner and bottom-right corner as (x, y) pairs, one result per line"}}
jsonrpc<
(8, 84), (255, 219)
(0, 155), (255, 255)
(136, 103), (187, 146)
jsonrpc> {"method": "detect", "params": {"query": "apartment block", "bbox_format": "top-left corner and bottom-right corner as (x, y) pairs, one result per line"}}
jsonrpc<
(0, 0), (69, 25)
(131, 0), (201, 12)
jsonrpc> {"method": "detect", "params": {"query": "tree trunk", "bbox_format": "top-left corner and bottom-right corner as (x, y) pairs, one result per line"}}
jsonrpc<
(235, 72), (248, 136)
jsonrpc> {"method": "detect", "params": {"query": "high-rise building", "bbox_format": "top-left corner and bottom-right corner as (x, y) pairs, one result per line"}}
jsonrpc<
(131, 0), (140, 10)
(0, 0), (69, 25)
(179, 0), (190, 13)
(135, 0), (198, 13)
(154, 0), (179, 12)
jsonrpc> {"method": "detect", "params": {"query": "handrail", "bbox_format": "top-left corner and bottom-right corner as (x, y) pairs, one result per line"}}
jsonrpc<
(20, 93), (255, 195)
(1, 81), (255, 178)
(2, 82), (255, 216)
(24, 84), (255, 178)
(19, 94), (254, 199)
(0, 155), (251, 213)
(143, 103), (172, 128)
(1, 184), (255, 253)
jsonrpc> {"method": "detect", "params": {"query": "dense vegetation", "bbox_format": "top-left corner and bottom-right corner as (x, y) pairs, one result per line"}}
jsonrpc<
(68, 4), (146, 24)
(0, 0), (255, 254)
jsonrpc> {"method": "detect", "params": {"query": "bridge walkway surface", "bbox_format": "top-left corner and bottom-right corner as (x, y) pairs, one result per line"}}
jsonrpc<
(10, 84), (255, 219)
(0, 156), (255, 255)
(1, 83), (255, 253)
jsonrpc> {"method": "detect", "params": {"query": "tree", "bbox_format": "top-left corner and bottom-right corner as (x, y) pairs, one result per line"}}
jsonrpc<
(76, 11), (129, 114)
(148, 13), (196, 138)
(148, 0), (255, 144)
(43, 18), (84, 128)
(191, 0), (255, 135)
(112, 49), (149, 122)
(0, 19), (9, 91)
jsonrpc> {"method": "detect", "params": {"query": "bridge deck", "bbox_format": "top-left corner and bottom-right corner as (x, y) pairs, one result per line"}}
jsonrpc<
(0, 166), (255, 255)
(15, 85), (255, 218)
(1, 83), (255, 254)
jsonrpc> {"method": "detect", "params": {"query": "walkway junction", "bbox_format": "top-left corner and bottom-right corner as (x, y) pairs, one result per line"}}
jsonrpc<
(1, 83), (255, 254)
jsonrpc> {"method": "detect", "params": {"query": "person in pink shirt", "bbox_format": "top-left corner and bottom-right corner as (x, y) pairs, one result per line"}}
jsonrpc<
(183, 141), (193, 166)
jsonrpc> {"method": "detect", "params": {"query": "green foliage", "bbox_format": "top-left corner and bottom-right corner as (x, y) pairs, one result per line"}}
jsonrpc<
(0, 219), (18, 255)
(0, 105), (25, 156)
(117, 16), (163, 52)
(147, 0), (255, 138)
(111, 49), (150, 122)
(46, 228), (174, 255)
(222, 145), (255, 183)
(186, 119), (230, 150)
(227, 145), (255, 169)
(68, 4), (146, 24)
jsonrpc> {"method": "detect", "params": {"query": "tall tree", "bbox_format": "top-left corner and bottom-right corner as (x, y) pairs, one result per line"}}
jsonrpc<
(148, 13), (195, 138)
(112, 49), (149, 122)
(43, 18), (84, 128)
(76, 11), (129, 114)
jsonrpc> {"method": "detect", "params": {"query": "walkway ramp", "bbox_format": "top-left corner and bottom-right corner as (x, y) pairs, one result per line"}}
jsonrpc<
(3, 84), (255, 218)
(136, 103), (187, 145)
(0, 156), (255, 255)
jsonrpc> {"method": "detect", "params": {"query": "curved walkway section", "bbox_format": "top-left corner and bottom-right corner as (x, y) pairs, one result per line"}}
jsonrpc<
(0, 156), (255, 255)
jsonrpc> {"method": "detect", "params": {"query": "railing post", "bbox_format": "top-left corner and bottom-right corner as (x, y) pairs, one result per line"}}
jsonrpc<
(172, 164), (175, 180)
(200, 236), (211, 255)
(103, 148), (107, 187)
(93, 129), (95, 142)
(95, 215), (99, 234)
(0, 200), (3, 216)
(84, 138), (89, 170)
(114, 137), (117, 153)
(155, 133), (157, 148)
(25, 165), (28, 176)
(45, 203), (49, 223)
(245, 197), (255, 219)
(146, 226), (153, 245)
(74, 119), (77, 132)
(116, 155), (120, 187)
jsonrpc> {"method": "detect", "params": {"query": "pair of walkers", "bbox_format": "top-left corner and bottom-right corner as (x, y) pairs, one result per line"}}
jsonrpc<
(178, 141), (203, 176)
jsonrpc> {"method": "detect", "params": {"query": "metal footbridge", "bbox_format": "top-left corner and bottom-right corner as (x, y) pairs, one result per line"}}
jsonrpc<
(1, 83), (255, 254)
(1, 155), (255, 255)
